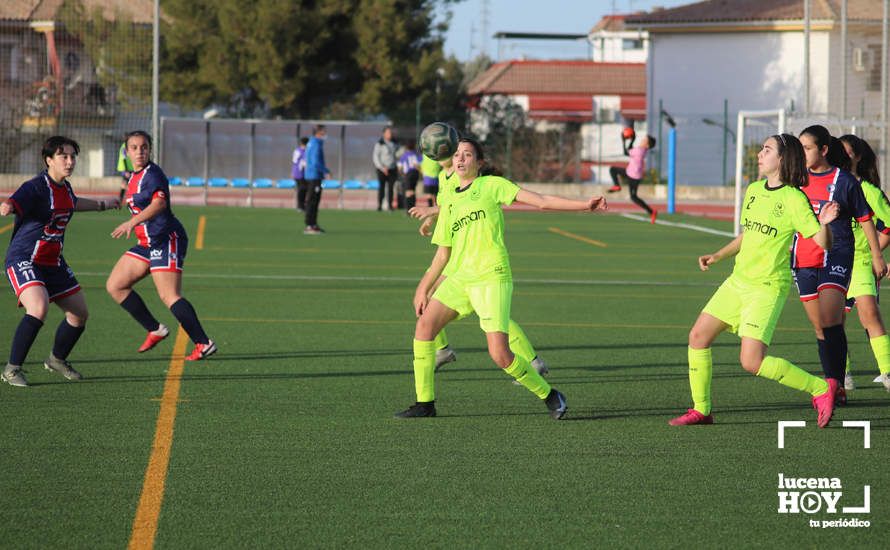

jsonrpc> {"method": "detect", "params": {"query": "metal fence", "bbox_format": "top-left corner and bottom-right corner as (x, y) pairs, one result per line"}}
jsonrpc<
(0, 0), (152, 178)
(160, 118), (390, 203)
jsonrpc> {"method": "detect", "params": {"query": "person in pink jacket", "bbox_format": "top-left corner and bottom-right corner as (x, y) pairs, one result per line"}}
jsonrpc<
(609, 134), (657, 223)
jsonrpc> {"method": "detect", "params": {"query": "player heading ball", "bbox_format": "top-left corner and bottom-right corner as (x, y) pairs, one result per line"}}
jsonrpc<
(395, 137), (608, 420)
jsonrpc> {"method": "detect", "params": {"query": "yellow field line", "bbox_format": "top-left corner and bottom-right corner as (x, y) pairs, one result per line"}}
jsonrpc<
(195, 216), (207, 250)
(0, 223), (13, 235)
(548, 227), (607, 248)
(128, 327), (190, 550)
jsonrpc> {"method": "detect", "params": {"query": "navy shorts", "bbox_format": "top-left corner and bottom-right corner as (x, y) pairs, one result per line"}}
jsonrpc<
(125, 232), (188, 273)
(6, 257), (80, 303)
(793, 254), (853, 302)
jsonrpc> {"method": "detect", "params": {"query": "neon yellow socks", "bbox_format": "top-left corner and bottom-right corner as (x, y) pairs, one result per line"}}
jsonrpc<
(869, 334), (890, 375)
(757, 355), (828, 396)
(413, 339), (436, 402)
(504, 354), (550, 399)
(432, 330), (449, 350)
(508, 320), (536, 362)
(688, 347), (713, 415)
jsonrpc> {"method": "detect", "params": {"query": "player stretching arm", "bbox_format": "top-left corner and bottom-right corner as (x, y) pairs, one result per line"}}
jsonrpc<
(395, 137), (606, 420)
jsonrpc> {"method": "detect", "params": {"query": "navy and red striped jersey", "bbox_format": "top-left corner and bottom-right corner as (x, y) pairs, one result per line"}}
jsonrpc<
(125, 162), (185, 247)
(792, 167), (872, 268)
(5, 172), (77, 267)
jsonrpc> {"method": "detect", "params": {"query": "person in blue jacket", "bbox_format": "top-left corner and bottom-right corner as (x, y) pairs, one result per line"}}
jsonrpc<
(303, 125), (331, 235)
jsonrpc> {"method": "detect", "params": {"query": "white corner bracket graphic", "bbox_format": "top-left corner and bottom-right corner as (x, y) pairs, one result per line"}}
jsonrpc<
(777, 420), (806, 448)
(843, 485), (871, 514)
(841, 421), (871, 449)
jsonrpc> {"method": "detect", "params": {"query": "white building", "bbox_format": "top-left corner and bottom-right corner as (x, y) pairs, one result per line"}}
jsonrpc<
(626, 0), (889, 185)
(466, 59), (647, 183)
(588, 13), (649, 63)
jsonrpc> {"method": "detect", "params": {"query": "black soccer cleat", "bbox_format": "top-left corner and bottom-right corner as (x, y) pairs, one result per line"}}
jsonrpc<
(394, 401), (436, 418)
(545, 389), (568, 420)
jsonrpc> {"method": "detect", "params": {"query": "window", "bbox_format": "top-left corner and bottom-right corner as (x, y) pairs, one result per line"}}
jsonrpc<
(867, 45), (882, 92)
(0, 43), (13, 83)
(622, 38), (643, 51)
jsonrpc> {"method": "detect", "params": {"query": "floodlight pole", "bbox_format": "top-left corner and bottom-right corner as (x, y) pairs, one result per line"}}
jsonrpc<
(152, 0), (160, 148)
(882, 0), (889, 187)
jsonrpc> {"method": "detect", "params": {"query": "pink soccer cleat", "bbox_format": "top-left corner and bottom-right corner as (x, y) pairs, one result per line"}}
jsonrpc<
(812, 378), (838, 428)
(138, 324), (169, 353)
(185, 339), (217, 361)
(668, 408), (714, 426)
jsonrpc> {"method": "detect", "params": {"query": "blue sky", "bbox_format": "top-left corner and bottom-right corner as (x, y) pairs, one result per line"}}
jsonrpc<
(443, 0), (691, 61)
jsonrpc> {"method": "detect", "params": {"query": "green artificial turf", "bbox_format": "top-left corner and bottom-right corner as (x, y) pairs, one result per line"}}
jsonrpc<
(0, 206), (887, 548)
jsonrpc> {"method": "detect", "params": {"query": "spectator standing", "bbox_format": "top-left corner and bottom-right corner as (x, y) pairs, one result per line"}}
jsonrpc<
(398, 141), (422, 213)
(373, 126), (398, 211)
(304, 125), (330, 235)
(292, 137), (309, 211)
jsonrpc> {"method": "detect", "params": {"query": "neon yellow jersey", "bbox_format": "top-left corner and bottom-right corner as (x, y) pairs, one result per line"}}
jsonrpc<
(432, 175), (520, 283)
(436, 168), (457, 206)
(421, 155), (441, 179)
(734, 180), (821, 284)
(851, 180), (890, 263)
(436, 168), (460, 277)
(117, 143), (134, 172)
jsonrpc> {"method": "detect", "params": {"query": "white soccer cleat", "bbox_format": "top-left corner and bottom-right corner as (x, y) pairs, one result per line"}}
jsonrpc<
(880, 373), (890, 392)
(434, 347), (456, 371)
(844, 372), (856, 391)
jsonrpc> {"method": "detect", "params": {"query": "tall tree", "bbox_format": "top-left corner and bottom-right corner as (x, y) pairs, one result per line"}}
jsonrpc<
(160, 0), (462, 120)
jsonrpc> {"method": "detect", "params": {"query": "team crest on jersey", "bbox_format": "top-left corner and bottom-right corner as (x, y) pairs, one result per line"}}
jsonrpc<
(772, 202), (785, 218)
(826, 184), (835, 196)
(470, 186), (482, 201)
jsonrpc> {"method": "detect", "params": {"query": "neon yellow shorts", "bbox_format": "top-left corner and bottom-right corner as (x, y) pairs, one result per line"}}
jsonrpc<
(432, 276), (512, 333)
(846, 258), (877, 300)
(702, 274), (789, 345)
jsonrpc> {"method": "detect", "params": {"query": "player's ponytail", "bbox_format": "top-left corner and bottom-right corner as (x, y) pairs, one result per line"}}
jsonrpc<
(841, 134), (882, 187)
(826, 137), (851, 172)
(774, 134), (808, 188)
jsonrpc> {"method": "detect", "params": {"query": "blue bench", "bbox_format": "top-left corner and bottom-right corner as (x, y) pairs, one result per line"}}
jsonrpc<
(343, 179), (364, 190)
(322, 179), (341, 190)
(277, 179), (296, 189)
(186, 177), (205, 187)
(252, 178), (273, 189)
(168, 177), (182, 186)
(208, 177), (229, 188)
(365, 180), (380, 190)
(231, 178), (250, 188)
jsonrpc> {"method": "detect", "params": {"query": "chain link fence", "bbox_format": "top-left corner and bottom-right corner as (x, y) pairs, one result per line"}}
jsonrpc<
(0, 0), (152, 178)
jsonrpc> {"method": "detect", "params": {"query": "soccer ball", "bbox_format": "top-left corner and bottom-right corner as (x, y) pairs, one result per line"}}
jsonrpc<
(420, 122), (459, 161)
(622, 126), (636, 140)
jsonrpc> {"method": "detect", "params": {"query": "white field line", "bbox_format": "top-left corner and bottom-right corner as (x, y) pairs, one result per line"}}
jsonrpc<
(78, 271), (711, 287)
(622, 213), (735, 237)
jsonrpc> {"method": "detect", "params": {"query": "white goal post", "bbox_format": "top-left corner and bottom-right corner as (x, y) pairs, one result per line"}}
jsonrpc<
(733, 110), (785, 236)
